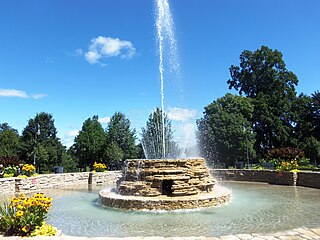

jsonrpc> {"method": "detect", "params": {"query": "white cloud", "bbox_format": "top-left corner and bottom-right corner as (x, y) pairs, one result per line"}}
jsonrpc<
(0, 88), (47, 100)
(99, 116), (110, 124)
(85, 51), (100, 64)
(83, 36), (136, 65)
(0, 89), (28, 98)
(167, 107), (198, 122)
(32, 94), (47, 99)
(66, 130), (79, 137)
(61, 129), (79, 148)
(74, 49), (83, 56)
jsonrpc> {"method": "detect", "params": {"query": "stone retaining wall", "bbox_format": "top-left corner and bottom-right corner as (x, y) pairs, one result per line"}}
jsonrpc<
(1, 170), (320, 195)
(210, 169), (320, 188)
(0, 177), (15, 194)
(296, 171), (320, 188)
(0, 171), (120, 195)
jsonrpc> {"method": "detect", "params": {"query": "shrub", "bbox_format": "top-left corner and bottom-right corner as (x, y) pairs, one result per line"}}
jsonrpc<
(266, 147), (304, 161)
(30, 222), (57, 236)
(0, 157), (20, 167)
(93, 162), (107, 172)
(0, 193), (53, 236)
(277, 160), (299, 172)
(3, 166), (19, 178)
(21, 164), (35, 177)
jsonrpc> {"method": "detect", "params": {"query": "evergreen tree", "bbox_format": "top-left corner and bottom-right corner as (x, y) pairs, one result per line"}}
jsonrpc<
(141, 108), (180, 159)
(19, 112), (67, 173)
(106, 112), (137, 162)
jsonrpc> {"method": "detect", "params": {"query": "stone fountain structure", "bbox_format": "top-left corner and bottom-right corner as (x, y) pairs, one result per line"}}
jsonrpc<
(99, 158), (230, 210)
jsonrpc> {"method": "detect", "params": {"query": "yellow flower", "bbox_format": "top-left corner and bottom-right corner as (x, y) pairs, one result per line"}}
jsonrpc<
(17, 204), (24, 210)
(21, 226), (29, 233)
(16, 210), (24, 217)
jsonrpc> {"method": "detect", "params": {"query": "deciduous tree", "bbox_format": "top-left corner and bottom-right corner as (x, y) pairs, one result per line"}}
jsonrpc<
(228, 46), (298, 156)
(73, 115), (106, 168)
(197, 94), (255, 167)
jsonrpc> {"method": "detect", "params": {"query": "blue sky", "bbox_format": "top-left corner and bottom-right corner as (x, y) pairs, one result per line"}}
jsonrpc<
(1, 0), (320, 148)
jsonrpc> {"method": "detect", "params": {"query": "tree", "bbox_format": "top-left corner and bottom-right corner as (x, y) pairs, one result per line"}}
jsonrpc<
(299, 136), (320, 166)
(228, 46), (298, 156)
(197, 94), (255, 167)
(106, 112), (137, 162)
(0, 123), (20, 165)
(291, 94), (314, 144)
(311, 91), (320, 140)
(19, 112), (67, 173)
(103, 142), (124, 170)
(141, 108), (180, 159)
(135, 143), (145, 159)
(73, 115), (106, 168)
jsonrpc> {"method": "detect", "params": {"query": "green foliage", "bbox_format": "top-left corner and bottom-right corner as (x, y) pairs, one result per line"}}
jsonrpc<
(19, 112), (66, 173)
(299, 136), (320, 165)
(141, 108), (180, 159)
(312, 91), (320, 140)
(265, 147), (309, 170)
(103, 141), (124, 170)
(30, 222), (57, 236)
(73, 115), (106, 169)
(135, 143), (145, 159)
(291, 94), (314, 143)
(0, 123), (20, 160)
(106, 112), (137, 161)
(197, 93), (255, 167)
(61, 151), (78, 173)
(3, 166), (19, 177)
(228, 46), (299, 156)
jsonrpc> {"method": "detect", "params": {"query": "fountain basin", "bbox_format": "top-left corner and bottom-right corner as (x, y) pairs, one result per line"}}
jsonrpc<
(99, 185), (230, 210)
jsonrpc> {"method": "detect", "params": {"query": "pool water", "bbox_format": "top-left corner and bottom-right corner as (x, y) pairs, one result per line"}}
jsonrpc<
(43, 182), (320, 237)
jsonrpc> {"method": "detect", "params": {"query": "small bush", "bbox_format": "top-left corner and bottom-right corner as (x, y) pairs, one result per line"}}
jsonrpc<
(0, 193), (53, 236)
(30, 222), (57, 236)
(21, 164), (35, 177)
(93, 162), (107, 172)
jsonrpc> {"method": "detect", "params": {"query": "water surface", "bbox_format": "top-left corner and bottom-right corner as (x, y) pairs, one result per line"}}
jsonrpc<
(42, 182), (320, 237)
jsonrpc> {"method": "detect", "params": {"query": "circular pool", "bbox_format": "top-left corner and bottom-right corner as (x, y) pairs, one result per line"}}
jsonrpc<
(44, 182), (320, 238)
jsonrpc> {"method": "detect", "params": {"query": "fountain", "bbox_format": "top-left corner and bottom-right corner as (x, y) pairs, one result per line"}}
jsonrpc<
(100, 0), (230, 210)
(99, 158), (230, 210)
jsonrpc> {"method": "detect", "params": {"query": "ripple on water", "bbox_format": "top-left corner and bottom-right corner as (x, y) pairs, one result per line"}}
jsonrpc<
(45, 182), (320, 237)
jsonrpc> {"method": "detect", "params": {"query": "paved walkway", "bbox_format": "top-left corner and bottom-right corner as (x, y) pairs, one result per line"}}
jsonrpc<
(1, 227), (320, 240)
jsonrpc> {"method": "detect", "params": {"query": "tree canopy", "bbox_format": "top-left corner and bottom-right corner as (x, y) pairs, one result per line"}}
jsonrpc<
(228, 46), (299, 156)
(0, 123), (20, 165)
(73, 115), (105, 168)
(106, 112), (137, 160)
(197, 93), (255, 167)
(19, 112), (67, 173)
